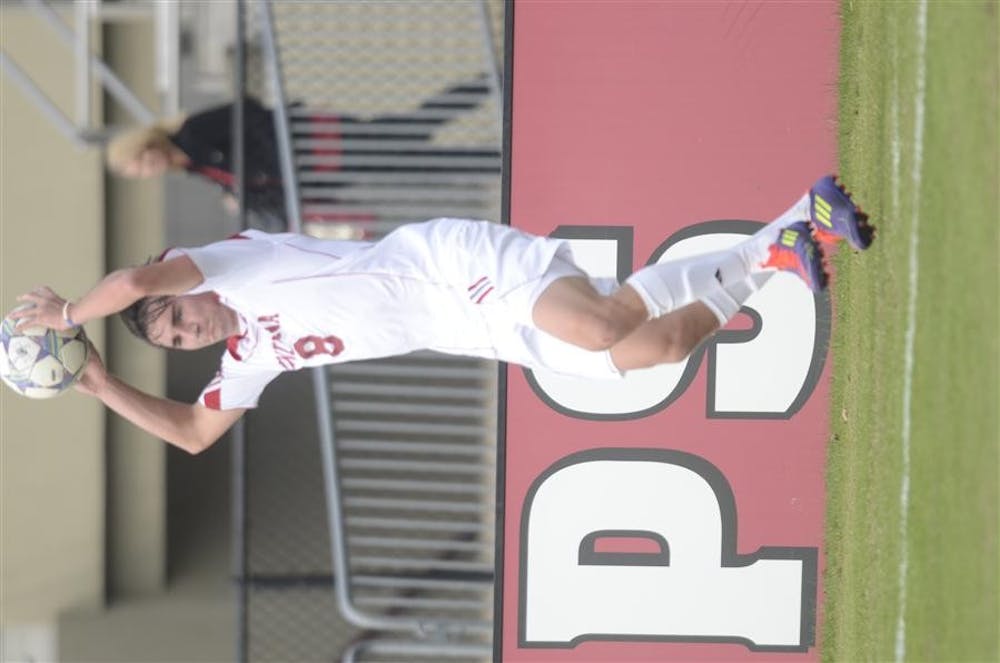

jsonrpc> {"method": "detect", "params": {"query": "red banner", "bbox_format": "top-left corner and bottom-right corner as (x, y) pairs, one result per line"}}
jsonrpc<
(498, 1), (839, 660)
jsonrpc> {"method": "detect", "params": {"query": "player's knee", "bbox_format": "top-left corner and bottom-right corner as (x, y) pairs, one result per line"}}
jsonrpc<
(576, 308), (632, 351)
(625, 322), (687, 367)
(657, 325), (702, 364)
(659, 338), (692, 364)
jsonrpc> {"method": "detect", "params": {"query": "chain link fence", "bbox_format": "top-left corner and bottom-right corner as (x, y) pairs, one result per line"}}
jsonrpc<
(247, 0), (504, 238)
(236, 2), (504, 661)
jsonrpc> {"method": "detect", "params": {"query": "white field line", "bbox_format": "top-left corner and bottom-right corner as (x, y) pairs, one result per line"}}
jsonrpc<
(894, 0), (928, 661)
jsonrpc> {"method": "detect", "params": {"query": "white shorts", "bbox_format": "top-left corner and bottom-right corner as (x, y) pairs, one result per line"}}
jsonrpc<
(377, 219), (624, 379)
(488, 256), (625, 380)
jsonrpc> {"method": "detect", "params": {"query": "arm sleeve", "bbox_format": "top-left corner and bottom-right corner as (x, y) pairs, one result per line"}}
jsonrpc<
(166, 236), (278, 294)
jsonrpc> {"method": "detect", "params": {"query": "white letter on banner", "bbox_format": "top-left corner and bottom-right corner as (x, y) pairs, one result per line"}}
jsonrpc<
(527, 223), (827, 419)
(520, 450), (816, 651)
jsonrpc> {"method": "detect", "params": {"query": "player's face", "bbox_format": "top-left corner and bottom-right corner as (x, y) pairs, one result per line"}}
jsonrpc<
(122, 147), (170, 178)
(146, 293), (239, 351)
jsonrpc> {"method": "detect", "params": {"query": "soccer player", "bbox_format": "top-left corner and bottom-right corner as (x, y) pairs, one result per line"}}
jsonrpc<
(12, 176), (870, 455)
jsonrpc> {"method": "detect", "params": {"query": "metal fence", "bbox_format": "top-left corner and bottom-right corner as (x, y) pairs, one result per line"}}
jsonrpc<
(1, 0), (174, 145)
(236, 1), (504, 661)
(249, 0), (504, 239)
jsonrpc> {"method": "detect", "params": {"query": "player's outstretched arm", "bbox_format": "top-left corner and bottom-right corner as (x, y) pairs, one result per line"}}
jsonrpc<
(75, 342), (244, 454)
(12, 256), (204, 331)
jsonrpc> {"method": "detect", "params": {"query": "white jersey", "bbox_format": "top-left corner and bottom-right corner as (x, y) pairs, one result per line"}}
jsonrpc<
(164, 218), (621, 410)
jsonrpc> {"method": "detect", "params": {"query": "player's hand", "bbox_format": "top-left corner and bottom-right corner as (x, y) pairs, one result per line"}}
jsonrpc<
(12, 286), (71, 331)
(73, 341), (108, 397)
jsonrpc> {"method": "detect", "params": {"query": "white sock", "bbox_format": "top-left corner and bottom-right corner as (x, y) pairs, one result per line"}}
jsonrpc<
(626, 249), (751, 319)
(733, 192), (812, 272)
(701, 272), (773, 326)
(700, 287), (741, 326)
(748, 270), (774, 291)
(775, 192), (811, 229)
(626, 192), (809, 320)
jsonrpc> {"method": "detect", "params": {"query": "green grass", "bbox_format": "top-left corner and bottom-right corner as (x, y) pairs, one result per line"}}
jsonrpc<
(824, 1), (999, 661)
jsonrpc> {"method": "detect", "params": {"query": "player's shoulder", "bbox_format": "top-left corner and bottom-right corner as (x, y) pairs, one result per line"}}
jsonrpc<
(200, 229), (296, 252)
(226, 229), (290, 242)
(218, 325), (267, 372)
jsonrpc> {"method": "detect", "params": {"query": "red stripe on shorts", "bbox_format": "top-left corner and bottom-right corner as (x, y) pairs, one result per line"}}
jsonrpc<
(475, 286), (495, 304)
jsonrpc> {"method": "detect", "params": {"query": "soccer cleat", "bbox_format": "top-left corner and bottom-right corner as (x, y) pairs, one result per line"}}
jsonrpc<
(808, 175), (875, 250)
(762, 221), (829, 292)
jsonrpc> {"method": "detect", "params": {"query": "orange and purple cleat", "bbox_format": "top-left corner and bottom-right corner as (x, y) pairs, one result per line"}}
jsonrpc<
(808, 175), (875, 250)
(763, 221), (829, 292)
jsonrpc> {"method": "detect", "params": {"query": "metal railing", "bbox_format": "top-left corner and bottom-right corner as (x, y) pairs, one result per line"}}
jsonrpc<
(342, 637), (497, 663)
(1, 0), (178, 146)
(237, 1), (504, 660)
(249, 0), (503, 241)
(317, 354), (496, 641)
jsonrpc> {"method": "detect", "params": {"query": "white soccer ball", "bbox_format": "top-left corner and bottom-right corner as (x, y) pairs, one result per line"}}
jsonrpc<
(0, 305), (90, 399)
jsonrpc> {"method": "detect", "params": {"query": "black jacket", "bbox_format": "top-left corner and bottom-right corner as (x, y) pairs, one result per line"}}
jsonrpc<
(169, 97), (287, 225)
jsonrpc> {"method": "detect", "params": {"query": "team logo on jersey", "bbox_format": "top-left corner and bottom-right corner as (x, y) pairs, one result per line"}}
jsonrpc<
(258, 313), (298, 370)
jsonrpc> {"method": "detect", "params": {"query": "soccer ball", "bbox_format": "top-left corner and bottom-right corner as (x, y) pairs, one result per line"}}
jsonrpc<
(0, 305), (89, 399)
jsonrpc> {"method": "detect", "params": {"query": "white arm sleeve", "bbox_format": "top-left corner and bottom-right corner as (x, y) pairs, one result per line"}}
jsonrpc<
(166, 236), (278, 295)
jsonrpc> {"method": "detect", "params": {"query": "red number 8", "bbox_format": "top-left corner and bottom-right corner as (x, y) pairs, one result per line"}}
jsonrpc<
(294, 334), (344, 359)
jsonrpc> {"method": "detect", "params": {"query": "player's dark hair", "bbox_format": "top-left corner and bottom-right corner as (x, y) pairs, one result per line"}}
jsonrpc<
(120, 295), (172, 346)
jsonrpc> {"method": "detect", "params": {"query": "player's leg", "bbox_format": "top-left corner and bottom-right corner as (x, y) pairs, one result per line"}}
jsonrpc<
(624, 248), (755, 320)
(530, 269), (758, 356)
(531, 278), (738, 371)
(756, 175), (875, 249)
(532, 221), (825, 356)
(608, 221), (827, 370)
(530, 276), (648, 352)
(623, 224), (824, 321)
(527, 179), (840, 345)
(622, 191), (817, 319)
(608, 301), (721, 370)
(520, 181), (831, 359)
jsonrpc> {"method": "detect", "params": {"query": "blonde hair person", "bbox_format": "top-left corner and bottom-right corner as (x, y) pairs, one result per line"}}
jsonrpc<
(106, 116), (189, 179)
(104, 78), (499, 232)
(104, 98), (287, 228)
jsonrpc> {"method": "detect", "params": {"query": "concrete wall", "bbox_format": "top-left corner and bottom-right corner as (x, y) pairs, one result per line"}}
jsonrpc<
(1, 5), (107, 630)
(100, 12), (168, 601)
(0, 5), (172, 660)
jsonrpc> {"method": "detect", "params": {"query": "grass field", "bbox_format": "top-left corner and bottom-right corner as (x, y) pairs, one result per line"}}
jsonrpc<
(823, 1), (999, 661)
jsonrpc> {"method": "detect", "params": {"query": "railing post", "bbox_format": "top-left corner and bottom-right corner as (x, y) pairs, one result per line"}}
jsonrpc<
(154, 0), (180, 117)
(73, 0), (94, 128)
(231, 2), (249, 662)
(0, 52), (86, 147)
(257, 0), (303, 233)
(22, 0), (155, 125)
